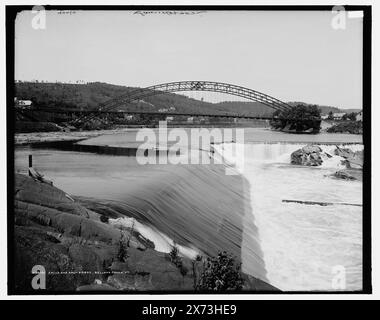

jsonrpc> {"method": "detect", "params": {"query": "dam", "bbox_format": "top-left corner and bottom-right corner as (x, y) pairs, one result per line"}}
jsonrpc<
(15, 127), (363, 291)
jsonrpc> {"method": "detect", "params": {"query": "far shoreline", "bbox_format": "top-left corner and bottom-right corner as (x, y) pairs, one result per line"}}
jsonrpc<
(15, 127), (363, 147)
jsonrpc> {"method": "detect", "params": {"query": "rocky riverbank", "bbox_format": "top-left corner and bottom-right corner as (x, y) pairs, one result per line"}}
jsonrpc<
(326, 121), (363, 134)
(12, 173), (277, 293)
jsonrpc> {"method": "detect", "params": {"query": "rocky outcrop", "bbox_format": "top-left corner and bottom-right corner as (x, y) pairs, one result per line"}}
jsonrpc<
(334, 146), (363, 169)
(332, 146), (363, 181)
(13, 174), (278, 293)
(291, 145), (328, 166)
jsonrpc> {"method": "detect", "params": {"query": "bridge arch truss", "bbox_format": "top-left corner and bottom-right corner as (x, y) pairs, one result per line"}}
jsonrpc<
(100, 81), (291, 113)
(73, 81), (292, 125)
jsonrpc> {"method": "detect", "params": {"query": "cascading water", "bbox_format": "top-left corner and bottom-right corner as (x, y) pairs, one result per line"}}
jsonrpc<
(215, 142), (363, 291)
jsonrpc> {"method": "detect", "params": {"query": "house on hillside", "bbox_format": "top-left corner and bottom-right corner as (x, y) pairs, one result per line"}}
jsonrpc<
(14, 98), (33, 109)
(332, 112), (346, 120)
(356, 111), (363, 121)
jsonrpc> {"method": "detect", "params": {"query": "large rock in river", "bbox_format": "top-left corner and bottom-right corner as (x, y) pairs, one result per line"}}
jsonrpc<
(334, 146), (363, 169)
(291, 145), (324, 166)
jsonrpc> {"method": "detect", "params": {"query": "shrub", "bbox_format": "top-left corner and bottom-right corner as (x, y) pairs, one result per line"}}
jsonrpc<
(342, 112), (357, 121)
(117, 234), (128, 262)
(168, 244), (187, 276)
(169, 244), (180, 263)
(100, 215), (109, 223)
(195, 251), (244, 291)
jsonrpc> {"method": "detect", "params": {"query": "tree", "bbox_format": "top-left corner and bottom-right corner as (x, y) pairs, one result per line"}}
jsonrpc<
(342, 112), (357, 121)
(328, 111), (334, 120)
(347, 112), (357, 121)
(195, 251), (243, 291)
(270, 104), (322, 133)
(100, 215), (109, 223)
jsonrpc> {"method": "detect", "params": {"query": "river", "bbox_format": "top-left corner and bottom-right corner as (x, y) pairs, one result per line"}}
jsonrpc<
(15, 128), (363, 291)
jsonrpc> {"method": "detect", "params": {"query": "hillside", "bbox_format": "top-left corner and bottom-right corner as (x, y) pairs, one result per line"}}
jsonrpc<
(14, 82), (283, 117)
(14, 82), (356, 117)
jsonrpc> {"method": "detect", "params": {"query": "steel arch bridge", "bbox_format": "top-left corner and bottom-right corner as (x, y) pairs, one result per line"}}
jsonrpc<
(73, 81), (292, 125)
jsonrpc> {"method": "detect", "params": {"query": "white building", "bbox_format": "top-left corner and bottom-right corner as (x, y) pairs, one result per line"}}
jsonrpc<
(15, 98), (33, 109)
(356, 111), (363, 121)
(332, 112), (346, 120)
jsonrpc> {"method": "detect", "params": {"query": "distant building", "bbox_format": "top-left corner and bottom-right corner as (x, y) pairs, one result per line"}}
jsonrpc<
(158, 106), (176, 113)
(15, 98), (33, 109)
(124, 114), (134, 120)
(187, 117), (194, 123)
(332, 112), (346, 120)
(356, 111), (363, 122)
(166, 116), (174, 122)
(321, 114), (329, 120)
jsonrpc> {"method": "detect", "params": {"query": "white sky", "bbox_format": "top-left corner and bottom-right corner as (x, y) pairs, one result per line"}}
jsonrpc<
(15, 10), (363, 109)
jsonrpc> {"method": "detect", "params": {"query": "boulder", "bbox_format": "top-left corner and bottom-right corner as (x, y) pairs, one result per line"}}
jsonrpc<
(291, 145), (323, 166)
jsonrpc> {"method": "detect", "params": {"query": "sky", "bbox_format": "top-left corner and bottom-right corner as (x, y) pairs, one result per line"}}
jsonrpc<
(15, 10), (363, 109)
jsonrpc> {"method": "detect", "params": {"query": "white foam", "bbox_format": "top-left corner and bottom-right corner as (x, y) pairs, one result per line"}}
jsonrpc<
(109, 217), (199, 259)
(214, 142), (363, 291)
